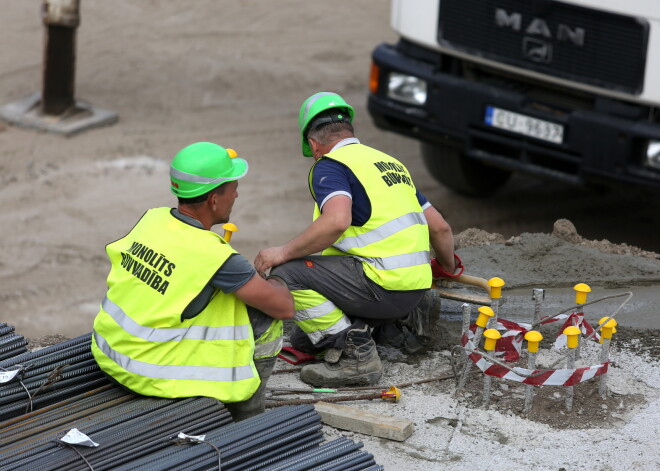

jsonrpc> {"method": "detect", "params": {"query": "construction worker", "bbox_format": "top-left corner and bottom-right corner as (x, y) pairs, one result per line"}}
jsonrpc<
(254, 92), (459, 387)
(91, 142), (294, 421)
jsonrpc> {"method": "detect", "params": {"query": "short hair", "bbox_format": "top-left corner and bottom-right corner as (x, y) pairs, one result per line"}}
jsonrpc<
(307, 121), (354, 146)
(177, 182), (227, 205)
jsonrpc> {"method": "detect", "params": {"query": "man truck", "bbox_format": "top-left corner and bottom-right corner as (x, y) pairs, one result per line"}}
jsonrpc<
(367, 0), (660, 196)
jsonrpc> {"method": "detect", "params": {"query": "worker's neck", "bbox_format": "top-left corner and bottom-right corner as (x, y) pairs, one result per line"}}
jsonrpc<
(177, 205), (213, 230)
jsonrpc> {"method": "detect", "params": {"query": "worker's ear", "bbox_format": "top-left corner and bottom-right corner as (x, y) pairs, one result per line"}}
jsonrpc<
(308, 137), (321, 158)
(208, 191), (217, 211)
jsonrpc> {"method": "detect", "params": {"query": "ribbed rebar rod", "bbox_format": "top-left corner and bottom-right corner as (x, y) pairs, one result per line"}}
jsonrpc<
(2, 357), (98, 385)
(239, 435), (324, 471)
(115, 408), (321, 471)
(9, 397), (229, 471)
(0, 333), (23, 347)
(0, 371), (105, 411)
(0, 388), (129, 451)
(264, 437), (361, 471)
(0, 364), (101, 400)
(11, 346), (93, 372)
(0, 333), (91, 368)
(0, 325), (16, 336)
(310, 451), (375, 471)
(599, 336), (612, 399)
(141, 423), (323, 471)
(0, 340), (29, 361)
(93, 411), (233, 471)
(0, 377), (109, 421)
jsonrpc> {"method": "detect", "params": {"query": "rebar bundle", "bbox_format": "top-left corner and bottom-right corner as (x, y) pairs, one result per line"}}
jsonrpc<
(0, 389), (381, 471)
(0, 334), (384, 470)
(0, 323), (28, 361)
(0, 333), (109, 420)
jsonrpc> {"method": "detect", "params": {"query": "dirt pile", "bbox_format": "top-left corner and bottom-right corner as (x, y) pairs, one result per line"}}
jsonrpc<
(454, 219), (660, 289)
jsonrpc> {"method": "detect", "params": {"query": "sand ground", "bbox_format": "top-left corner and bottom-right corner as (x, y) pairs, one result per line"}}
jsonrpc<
(1, 2), (659, 469)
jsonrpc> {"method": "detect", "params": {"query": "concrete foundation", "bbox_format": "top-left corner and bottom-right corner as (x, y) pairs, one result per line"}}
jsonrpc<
(0, 92), (117, 136)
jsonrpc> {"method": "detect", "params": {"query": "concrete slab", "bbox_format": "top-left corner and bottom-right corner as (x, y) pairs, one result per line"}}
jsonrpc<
(315, 401), (414, 442)
(0, 92), (118, 136)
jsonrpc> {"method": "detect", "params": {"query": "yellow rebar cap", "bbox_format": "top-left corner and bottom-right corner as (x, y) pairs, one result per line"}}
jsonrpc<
(563, 325), (581, 348)
(599, 316), (618, 339)
(476, 306), (495, 327)
(483, 328), (501, 351)
(484, 329), (502, 340)
(598, 317), (618, 329)
(524, 331), (543, 342)
(573, 283), (591, 304)
(525, 330), (543, 353)
(487, 277), (505, 299)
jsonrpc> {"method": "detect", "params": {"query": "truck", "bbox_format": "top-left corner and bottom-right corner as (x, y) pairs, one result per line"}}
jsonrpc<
(367, 0), (660, 196)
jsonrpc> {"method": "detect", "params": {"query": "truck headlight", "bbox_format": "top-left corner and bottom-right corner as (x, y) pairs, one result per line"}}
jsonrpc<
(387, 72), (427, 105)
(645, 141), (660, 170)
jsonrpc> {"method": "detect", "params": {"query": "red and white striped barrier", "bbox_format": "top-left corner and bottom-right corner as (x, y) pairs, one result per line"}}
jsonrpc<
(469, 313), (602, 363)
(461, 319), (609, 386)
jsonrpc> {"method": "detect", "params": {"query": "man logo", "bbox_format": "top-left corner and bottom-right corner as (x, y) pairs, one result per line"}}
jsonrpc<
(495, 8), (586, 47)
(523, 38), (552, 63)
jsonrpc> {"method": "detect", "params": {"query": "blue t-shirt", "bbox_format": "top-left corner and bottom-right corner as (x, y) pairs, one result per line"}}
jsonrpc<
(311, 143), (431, 226)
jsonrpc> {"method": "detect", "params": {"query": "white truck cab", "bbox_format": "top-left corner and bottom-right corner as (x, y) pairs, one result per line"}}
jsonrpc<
(368, 0), (660, 195)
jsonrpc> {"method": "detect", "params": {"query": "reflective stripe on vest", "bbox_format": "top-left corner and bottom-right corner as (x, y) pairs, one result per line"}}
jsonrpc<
(102, 296), (251, 343)
(91, 208), (259, 402)
(310, 144), (431, 290)
(94, 331), (254, 382)
(356, 250), (431, 271)
(333, 211), (427, 251)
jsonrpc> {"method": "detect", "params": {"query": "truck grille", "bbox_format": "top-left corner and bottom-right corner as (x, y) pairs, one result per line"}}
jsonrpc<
(438, 0), (648, 95)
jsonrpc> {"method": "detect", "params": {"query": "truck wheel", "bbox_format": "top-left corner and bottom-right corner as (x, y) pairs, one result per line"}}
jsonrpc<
(421, 143), (511, 197)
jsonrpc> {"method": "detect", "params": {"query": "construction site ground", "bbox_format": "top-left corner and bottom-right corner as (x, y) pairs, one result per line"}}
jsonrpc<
(1, 2), (659, 470)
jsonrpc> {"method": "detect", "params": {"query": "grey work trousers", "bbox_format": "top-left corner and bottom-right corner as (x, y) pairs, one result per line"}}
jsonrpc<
(270, 255), (426, 352)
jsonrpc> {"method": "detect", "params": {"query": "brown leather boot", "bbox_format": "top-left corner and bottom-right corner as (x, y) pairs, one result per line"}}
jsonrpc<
(300, 325), (383, 387)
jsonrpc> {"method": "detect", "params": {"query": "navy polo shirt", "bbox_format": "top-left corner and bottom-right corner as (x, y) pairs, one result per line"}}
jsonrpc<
(310, 138), (431, 226)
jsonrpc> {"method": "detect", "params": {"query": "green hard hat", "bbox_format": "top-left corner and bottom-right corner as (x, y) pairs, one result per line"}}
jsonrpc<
(298, 92), (354, 157)
(170, 142), (248, 198)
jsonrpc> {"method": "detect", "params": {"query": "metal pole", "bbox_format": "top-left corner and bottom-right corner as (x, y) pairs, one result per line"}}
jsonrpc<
(455, 326), (483, 394)
(41, 0), (80, 115)
(482, 369), (492, 407)
(488, 298), (499, 328)
(524, 351), (537, 413)
(461, 303), (471, 338)
(599, 337), (611, 399)
(532, 288), (544, 325)
(565, 348), (576, 411)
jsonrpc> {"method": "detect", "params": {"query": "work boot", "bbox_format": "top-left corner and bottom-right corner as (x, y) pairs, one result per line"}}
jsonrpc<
(225, 356), (276, 422)
(300, 325), (383, 387)
(399, 289), (441, 349)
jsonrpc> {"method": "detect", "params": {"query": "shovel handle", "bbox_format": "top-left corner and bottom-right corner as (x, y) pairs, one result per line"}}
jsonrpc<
(437, 274), (491, 296)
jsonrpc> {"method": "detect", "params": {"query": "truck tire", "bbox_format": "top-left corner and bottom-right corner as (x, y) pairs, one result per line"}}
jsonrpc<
(421, 143), (511, 197)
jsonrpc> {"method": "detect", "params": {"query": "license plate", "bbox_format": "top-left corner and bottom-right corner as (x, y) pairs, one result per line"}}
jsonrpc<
(485, 106), (564, 144)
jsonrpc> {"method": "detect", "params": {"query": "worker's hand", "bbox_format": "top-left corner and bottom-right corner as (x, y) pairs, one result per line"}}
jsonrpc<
(431, 254), (464, 279)
(254, 247), (287, 278)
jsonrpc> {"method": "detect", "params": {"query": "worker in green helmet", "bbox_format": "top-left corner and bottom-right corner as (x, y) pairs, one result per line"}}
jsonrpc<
(254, 92), (459, 387)
(91, 142), (294, 421)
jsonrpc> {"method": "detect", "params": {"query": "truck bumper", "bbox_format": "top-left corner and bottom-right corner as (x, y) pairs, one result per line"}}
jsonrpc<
(368, 42), (660, 191)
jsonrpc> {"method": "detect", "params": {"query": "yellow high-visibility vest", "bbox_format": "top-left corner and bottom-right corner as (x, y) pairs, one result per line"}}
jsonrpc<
(91, 208), (259, 403)
(309, 144), (431, 291)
